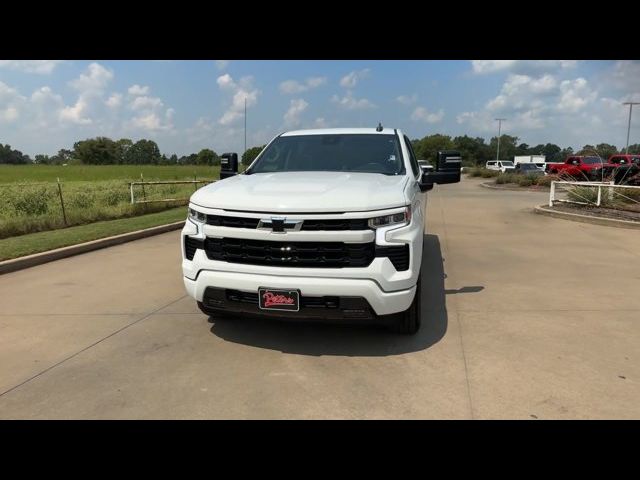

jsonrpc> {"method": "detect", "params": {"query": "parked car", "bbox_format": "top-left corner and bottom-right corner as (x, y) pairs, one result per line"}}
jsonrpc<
(514, 162), (545, 176)
(486, 160), (516, 173)
(544, 156), (616, 181)
(607, 154), (640, 185)
(514, 155), (546, 171)
(181, 127), (462, 334)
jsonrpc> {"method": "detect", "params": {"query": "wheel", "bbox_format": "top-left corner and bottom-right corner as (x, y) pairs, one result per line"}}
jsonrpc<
(388, 273), (422, 335)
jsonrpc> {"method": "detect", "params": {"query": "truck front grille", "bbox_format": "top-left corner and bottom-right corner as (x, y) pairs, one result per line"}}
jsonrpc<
(205, 215), (369, 231)
(203, 238), (375, 268)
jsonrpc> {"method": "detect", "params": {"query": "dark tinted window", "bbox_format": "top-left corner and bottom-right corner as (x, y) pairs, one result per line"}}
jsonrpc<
(582, 157), (603, 164)
(247, 134), (405, 175)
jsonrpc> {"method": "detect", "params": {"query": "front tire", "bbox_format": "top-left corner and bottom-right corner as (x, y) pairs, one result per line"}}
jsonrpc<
(388, 273), (422, 335)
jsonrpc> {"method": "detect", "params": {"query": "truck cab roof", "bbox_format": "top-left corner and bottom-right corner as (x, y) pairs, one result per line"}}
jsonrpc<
(281, 128), (398, 136)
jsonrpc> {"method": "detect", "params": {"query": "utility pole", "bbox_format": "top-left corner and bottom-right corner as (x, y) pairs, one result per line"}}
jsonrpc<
(244, 97), (247, 157)
(623, 102), (639, 154)
(495, 118), (506, 161)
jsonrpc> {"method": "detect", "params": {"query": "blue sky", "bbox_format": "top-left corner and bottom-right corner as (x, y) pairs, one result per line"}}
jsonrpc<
(0, 60), (638, 157)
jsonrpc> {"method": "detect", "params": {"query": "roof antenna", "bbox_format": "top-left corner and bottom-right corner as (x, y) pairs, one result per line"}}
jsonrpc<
(376, 122), (383, 132)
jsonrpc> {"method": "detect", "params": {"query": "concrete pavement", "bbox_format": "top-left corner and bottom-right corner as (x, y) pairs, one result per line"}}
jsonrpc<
(0, 176), (638, 419)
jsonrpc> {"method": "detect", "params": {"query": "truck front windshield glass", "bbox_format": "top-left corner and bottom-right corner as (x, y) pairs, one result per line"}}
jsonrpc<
(246, 134), (406, 175)
(582, 157), (603, 164)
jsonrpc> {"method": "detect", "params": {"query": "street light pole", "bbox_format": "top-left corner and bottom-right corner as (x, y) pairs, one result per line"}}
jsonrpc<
(495, 118), (506, 161)
(244, 97), (247, 157)
(623, 102), (639, 154)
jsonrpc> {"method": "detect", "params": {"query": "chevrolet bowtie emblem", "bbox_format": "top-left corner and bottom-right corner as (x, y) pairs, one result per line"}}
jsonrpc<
(257, 217), (303, 233)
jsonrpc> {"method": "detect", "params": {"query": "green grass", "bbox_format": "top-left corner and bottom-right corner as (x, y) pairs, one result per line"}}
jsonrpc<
(0, 206), (187, 261)
(0, 180), (202, 238)
(0, 164), (221, 183)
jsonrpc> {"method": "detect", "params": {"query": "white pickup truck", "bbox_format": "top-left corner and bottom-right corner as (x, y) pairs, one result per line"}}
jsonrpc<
(181, 127), (461, 334)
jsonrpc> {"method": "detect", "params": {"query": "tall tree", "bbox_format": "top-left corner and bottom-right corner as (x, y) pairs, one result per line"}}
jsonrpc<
(195, 148), (220, 166)
(489, 134), (519, 161)
(124, 139), (162, 164)
(242, 145), (265, 166)
(73, 137), (120, 165)
(595, 143), (618, 159)
(413, 134), (454, 162)
(452, 135), (491, 165)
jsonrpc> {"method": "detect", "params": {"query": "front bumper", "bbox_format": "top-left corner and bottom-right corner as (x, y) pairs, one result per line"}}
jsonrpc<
(184, 271), (416, 317)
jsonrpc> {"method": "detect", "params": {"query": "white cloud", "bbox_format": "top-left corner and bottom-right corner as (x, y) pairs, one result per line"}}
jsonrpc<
(313, 117), (329, 128)
(128, 84), (150, 96)
(215, 60), (230, 70)
(279, 76), (327, 94)
(339, 69), (370, 88)
(411, 106), (444, 124)
(0, 81), (26, 123)
(58, 62), (115, 125)
(130, 96), (163, 111)
(0, 60), (64, 74)
(105, 93), (123, 108)
(471, 60), (578, 75)
(331, 91), (376, 110)
(125, 86), (174, 132)
(60, 98), (93, 125)
(557, 78), (597, 113)
(69, 62), (113, 94)
(397, 94), (418, 105)
(283, 98), (308, 127)
(216, 74), (259, 126)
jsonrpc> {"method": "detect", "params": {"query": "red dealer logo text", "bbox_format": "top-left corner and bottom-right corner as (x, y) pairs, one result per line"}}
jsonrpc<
(262, 292), (295, 307)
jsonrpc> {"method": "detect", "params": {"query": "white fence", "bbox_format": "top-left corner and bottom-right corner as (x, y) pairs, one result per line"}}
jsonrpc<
(549, 180), (640, 208)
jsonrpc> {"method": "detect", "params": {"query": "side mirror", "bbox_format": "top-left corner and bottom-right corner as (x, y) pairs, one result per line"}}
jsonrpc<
(419, 150), (461, 191)
(220, 152), (238, 180)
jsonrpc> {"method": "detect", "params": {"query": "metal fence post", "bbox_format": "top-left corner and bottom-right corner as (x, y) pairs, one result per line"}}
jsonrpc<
(57, 177), (68, 226)
(549, 181), (555, 207)
(130, 182), (134, 204)
(597, 185), (602, 206)
(194, 173), (198, 192)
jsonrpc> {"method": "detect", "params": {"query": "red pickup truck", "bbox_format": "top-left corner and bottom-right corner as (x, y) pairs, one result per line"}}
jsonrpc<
(608, 154), (640, 185)
(545, 156), (616, 181)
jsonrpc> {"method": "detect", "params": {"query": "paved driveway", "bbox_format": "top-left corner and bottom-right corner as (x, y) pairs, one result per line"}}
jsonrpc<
(0, 177), (638, 419)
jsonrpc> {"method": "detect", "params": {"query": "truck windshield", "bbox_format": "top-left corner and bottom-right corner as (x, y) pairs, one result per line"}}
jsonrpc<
(246, 134), (406, 175)
(582, 157), (603, 164)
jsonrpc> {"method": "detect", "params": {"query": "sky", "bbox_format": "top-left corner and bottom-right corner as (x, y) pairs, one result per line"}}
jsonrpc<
(0, 60), (638, 157)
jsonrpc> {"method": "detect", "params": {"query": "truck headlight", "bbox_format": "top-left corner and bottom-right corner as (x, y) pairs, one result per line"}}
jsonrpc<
(368, 207), (411, 229)
(188, 207), (207, 223)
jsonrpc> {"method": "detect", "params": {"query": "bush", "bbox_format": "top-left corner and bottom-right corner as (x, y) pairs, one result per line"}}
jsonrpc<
(9, 187), (53, 216)
(518, 176), (534, 187)
(536, 175), (557, 187)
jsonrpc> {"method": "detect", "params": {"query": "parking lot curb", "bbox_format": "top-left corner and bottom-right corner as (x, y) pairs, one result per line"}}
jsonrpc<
(480, 182), (548, 192)
(0, 221), (185, 275)
(533, 205), (640, 230)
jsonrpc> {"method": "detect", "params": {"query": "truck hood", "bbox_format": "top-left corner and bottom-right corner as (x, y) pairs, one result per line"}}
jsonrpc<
(190, 171), (409, 213)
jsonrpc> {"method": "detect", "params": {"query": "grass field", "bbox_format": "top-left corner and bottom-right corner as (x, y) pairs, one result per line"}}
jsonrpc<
(0, 207), (186, 261)
(0, 164), (221, 183)
(0, 164), (223, 241)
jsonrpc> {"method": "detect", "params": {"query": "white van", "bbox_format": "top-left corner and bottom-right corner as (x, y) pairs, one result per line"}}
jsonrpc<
(485, 160), (516, 173)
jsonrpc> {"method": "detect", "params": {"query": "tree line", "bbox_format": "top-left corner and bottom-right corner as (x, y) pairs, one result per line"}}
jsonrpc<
(1, 135), (639, 166)
(0, 137), (222, 166)
(410, 134), (640, 166)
